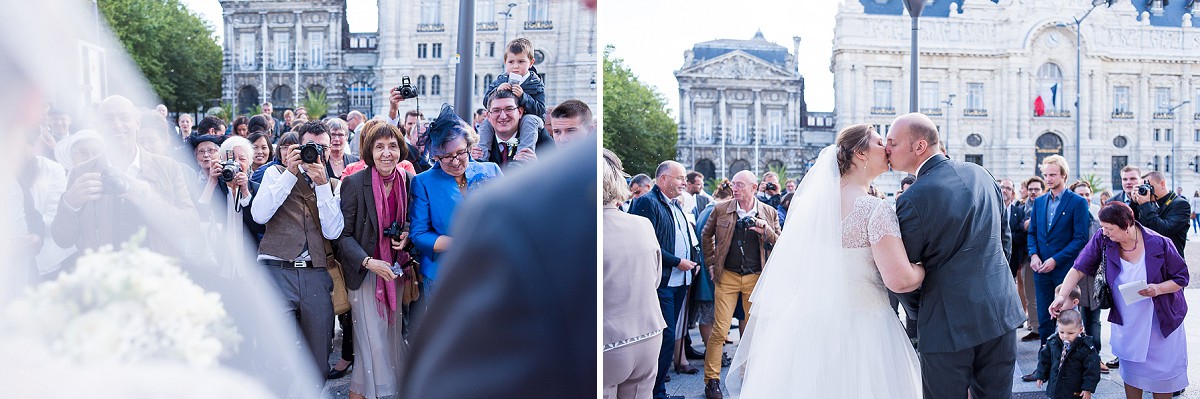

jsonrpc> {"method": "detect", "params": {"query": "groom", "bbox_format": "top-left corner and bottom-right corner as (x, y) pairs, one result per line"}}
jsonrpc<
(887, 113), (1024, 399)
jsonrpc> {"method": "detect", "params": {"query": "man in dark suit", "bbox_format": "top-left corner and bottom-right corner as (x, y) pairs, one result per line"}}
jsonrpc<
(886, 113), (1024, 399)
(401, 136), (596, 398)
(630, 160), (700, 399)
(1000, 179), (1030, 322)
(1025, 155), (1092, 352)
(472, 90), (556, 168)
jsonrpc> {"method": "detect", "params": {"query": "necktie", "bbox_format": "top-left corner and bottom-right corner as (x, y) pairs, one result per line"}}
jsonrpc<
(1057, 341), (1071, 373)
(499, 142), (509, 164)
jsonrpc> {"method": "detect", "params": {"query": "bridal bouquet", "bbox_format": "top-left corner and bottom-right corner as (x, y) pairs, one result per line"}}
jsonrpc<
(3, 239), (241, 368)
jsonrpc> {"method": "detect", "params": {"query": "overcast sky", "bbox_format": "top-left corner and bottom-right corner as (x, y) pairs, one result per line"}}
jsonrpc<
(600, 0), (839, 115)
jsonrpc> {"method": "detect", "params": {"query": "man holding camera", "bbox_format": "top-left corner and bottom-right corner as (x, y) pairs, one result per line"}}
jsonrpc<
(699, 170), (781, 399)
(1130, 171), (1190, 256)
(755, 172), (782, 208)
(385, 84), (431, 173)
(251, 120), (345, 378)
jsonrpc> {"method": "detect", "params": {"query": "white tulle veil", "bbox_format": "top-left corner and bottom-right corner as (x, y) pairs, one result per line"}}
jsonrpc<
(725, 144), (853, 397)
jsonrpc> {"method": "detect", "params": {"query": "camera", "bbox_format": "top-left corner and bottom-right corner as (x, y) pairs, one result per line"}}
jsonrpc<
(219, 150), (242, 183)
(394, 76), (419, 100)
(764, 182), (779, 192)
(100, 170), (129, 196)
(736, 216), (758, 230)
(382, 221), (404, 240)
(1137, 179), (1155, 197)
(298, 141), (325, 164)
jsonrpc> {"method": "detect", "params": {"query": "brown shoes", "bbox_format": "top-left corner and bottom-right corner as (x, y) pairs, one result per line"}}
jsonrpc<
(705, 379), (723, 399)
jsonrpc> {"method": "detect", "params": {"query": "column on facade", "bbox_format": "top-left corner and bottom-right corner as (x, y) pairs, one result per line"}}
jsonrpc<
(294, 11), (302, 106)
(948, 66), (960, 155)
(855, 63), (866, 126)
(753, 89), (762, 175)
(718, 88), (727, 179)
(1018, 67), (1030, 143)
(332, 10), (342, 68)
(680, 87), (691, 143)
(1138, 73), (1151, 166)
(260, 12), (269, 104)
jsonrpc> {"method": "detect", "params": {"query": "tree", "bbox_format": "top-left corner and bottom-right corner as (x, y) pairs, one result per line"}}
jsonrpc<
(603, 45), (677, 177)
(98, 0), (222, 113)
(301, 88), (330, 120)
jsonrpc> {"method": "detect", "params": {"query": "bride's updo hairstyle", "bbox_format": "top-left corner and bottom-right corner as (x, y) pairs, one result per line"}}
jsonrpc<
(835, 124), (876, 176)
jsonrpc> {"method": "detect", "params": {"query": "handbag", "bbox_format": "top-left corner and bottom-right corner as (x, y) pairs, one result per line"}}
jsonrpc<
(399, 257), (421, 305)
(1096, 238), (1114, 310)
(327, 256), (351, 315)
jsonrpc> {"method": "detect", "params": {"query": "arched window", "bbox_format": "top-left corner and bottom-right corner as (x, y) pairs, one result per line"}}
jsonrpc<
(417, 75), (427, 96)
(237, 86), (259, 115)
(1037, 63), (1066, 113)
(272, 85), (293, 108)
(431, 75), (441, 96)
(694, 159), (716, 181)
(729, 159), (751, 177)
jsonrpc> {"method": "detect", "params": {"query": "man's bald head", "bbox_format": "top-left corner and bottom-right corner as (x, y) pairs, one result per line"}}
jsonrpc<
(732, 170), (759, 203)
(654, 161), (687, 199)
(892, 113), (939, 147)
(98, 95), (140, 143)
(886, 112), (940, 174)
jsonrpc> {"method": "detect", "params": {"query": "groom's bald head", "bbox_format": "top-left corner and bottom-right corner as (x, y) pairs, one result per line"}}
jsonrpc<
(887, 113), (941, 174)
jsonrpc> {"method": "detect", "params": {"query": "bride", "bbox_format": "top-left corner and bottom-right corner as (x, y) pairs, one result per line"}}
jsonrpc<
(727, 124), (926, 398)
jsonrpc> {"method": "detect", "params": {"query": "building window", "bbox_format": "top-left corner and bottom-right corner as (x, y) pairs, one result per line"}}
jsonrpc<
(872, 80), (893, 114)
(919, 81), (940, 115)
(483, 74), (493, 93)
(417, 75), (427, 95)
(308, 31), (324, 68)
(965, 154), (983, 166)
(963, 83), (986, 116)
(431, 75), (441, 95)
(272, 85), (292, 108)
(273, 32), (290, 69)
(733, 108), (749, 144)
(1036, 63), (1065, 115)
(1113, 86), (1132, 118)
(417, 43), (428, 59)
(527, 0), (550, 22)
(347, 82), (372, 110)
(478, 0), (495, 23)
(696, 107), (713, 143)
(432, 43), (442, 58)
(1165, 155), (1171, 173)
(1155, 128), (1161, 141)
(1195, 128), (1200, 142)
(422, 0), (441, 25)
(239, 33), (256, 70)
(1166, 129), (1173, 142)
(1194, 156), (1199, 173)
(1153, 155), (1161, 171)
(1155, 87), (1172, 117)
(768, 109), (783, 144)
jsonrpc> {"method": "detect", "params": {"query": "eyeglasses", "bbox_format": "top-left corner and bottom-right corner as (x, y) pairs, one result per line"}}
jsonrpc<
(488, 106), (519, 115)
(434, 148), (470, 165)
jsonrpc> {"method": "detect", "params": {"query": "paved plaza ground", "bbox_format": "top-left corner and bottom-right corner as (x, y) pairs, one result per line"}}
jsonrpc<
(659, 231), (1200, 399)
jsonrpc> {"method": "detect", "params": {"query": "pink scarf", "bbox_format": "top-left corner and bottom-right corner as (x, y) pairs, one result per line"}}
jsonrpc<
(371, 167), (410, 324)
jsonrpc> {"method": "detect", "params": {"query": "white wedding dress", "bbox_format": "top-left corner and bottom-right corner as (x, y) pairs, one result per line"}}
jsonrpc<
(726, 146), (922, 398)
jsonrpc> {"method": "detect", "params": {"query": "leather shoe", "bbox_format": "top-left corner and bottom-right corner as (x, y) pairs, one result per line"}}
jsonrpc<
(325, 361), (353, 379)
(1106, 358), (1120, 369)
(1020, 331), (1040, 341)
(1173, 389), (1184, 397)
(685, 346), (705, 360)
(1021, 372), (1038, 382)
(705, 379), (723, 399)
(675, 363), (699, 374)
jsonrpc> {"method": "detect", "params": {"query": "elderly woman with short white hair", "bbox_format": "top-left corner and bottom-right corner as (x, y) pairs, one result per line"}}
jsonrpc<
(202, 135), (258, 277)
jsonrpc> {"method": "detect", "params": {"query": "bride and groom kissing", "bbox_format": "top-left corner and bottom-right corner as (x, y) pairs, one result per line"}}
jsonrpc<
(727, 113), (1024, 398)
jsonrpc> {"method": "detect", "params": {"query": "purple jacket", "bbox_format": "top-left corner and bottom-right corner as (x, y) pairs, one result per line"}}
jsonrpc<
(1073, 223), (1189, 337)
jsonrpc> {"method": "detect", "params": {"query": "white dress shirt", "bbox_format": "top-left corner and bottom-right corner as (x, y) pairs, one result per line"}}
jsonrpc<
(251, 165), (344, 261)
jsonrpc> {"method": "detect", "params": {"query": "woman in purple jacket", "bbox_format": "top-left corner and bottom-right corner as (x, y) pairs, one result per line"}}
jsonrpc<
(1051, 201), (1189, 398)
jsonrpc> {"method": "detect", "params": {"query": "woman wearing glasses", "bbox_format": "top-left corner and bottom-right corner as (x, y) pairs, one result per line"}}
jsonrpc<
(410, 105), (503, 301)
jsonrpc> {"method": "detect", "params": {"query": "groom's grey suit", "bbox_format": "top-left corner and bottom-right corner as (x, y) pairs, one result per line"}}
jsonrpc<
(894, 154), (1025, 399)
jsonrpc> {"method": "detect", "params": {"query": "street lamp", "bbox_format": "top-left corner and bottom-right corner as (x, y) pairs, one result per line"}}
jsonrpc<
(903, 0), (926, 113)
(1057, 0), (1107, 189)
(1168, 100), (1191, 189)
(940, 93), (955, 156)
(500, 2), (517, 60)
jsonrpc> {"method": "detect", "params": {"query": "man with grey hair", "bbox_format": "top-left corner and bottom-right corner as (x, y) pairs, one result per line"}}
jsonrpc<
(623, 173), (652, 212)
(345, 110), (366, 157)
(698, 170), (780, 399)
(629, 160), (701, 399)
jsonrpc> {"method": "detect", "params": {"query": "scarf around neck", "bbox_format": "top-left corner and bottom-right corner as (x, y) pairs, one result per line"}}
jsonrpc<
(371, 166), (410, 324)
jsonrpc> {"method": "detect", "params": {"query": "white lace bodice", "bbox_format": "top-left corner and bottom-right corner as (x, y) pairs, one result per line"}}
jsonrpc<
(841, 196), (903, 249)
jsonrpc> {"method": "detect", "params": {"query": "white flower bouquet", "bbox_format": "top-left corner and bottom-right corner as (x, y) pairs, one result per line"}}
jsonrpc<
(3, 238), (240, 368)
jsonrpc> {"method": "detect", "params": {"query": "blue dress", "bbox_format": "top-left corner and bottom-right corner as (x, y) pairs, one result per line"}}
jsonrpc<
(410, 160), (503, 285)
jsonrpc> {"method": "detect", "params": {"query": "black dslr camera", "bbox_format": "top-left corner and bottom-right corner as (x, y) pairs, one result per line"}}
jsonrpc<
(1137, 179), (1155, 197)
(100, 169), (129, 195)
(298, 141), (325, 164)
(394, 76), (419, 100)
(736, 216), (758, 230)
(382, 221), (404, 240)
(764, 182), (779, 192)
(218, 150), (242, 183)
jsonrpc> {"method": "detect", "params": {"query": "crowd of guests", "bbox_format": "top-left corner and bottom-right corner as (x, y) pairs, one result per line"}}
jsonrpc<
(17, 36), (596, 396)
(604, 145), (1191, 399)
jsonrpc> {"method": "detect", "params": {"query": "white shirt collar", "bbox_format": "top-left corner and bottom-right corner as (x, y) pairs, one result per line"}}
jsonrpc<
(915, 155), (936, 177)
(735, 199), (758, 218)
(494, 132), (519, 147)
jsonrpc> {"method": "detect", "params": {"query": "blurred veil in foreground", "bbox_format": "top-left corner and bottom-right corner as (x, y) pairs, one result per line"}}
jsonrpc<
(0, 2), (318, 397)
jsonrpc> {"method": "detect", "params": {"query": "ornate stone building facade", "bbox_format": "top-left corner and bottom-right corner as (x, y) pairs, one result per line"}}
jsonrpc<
(833, 0), (1200, 194)
(675, 32), (835, 181)
(220, 0), (597, 117)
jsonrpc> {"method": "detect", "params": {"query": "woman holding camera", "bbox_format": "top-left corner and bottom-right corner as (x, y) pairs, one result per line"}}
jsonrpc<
(190, 135), (258, 277)
(336, 119), (416, 399)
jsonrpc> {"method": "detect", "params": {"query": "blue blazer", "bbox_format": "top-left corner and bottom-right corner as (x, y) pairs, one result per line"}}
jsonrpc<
(1026, 188), (1091, 271)
(410, 160), (503, 280)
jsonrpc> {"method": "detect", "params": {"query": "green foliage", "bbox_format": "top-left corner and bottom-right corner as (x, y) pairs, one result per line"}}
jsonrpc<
(302, 88), (330, 120)
(602, 45), (678, 177)
(249, 104), (264, 117)
(212, 101), (235, 123)
(1081, 173), (1107, 194)
(98, 0), (222, 112)
(767, 164), (789, 182)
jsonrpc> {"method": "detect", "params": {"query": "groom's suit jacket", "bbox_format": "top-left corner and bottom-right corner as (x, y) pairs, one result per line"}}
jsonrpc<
(894, 154), (1024, 354)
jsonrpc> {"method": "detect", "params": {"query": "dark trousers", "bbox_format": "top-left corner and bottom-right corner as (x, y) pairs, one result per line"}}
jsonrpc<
(920, 329), (1016, 399)
(337, 312), (354, 363)
(1081, 305), (1102, 353)
(1033, 265), (1071, 343)
(267, 265), (335, 375)
(653, 284), (688, 399)
(888, 292), (919, 340)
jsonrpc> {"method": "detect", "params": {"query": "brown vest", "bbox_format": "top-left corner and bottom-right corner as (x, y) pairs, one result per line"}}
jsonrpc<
(258, 169), (338, 268)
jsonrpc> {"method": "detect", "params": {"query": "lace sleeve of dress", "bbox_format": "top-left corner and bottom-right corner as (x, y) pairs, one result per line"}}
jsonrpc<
(867, 199), (903, 245)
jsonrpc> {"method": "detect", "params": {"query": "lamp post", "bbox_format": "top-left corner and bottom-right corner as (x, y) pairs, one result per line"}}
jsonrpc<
(1168, 100), (1191, 190)
(903, 0), (926, 113)
(500, 2), (517, 59)
(941, 93), (955, 156)
(1060, 0), (1106, 187)
(453, 0), (476, 122)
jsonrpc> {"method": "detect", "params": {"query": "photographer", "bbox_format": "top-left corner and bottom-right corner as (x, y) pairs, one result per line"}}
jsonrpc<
(756, 180), (782, 208)
(200, 136), (257, 278)
(698, 170), (781, 398)
(1129, 171), (1190, 256)
(250, 120), (345, 378)
(385, 83), (431, 174)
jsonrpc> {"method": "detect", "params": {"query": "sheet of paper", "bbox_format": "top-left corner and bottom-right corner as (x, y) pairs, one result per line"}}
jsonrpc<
(1118, 279), (1149, 306)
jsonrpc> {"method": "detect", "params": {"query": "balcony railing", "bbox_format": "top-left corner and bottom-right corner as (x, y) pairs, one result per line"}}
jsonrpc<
(417, 23), (445, 32)
(1153, 112), (1175, 120)
(477, 21), (499, 31)
(1038, 110), (1071, 118)
(920, 108), (942, 116)
(1112, 111), (1134, 119)
(963, 108), (988, 117)
(870, 106), (895, 115)
(524, 20), (553, 30)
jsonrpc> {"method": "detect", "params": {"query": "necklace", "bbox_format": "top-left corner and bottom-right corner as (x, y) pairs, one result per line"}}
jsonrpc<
(455, 178), (467, 188)
(1121, 229), (1139, 252)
